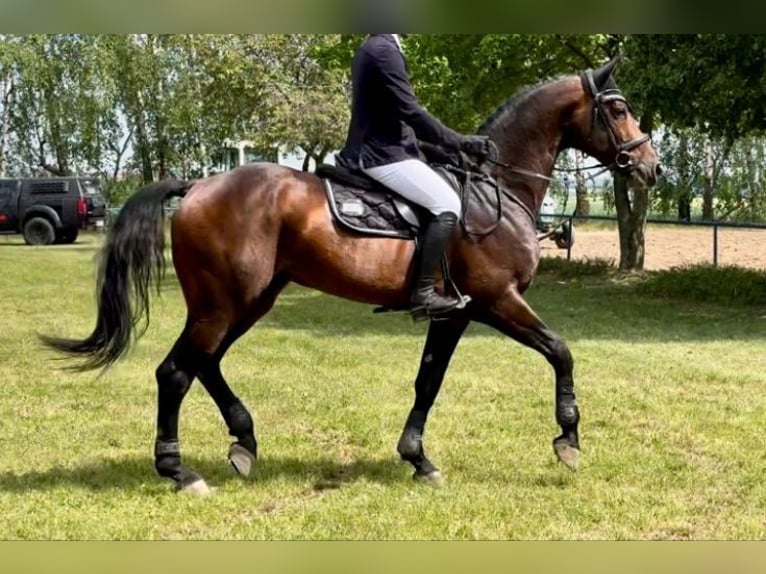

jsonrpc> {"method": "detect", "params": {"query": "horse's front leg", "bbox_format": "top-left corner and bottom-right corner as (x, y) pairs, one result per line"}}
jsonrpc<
(397, 316), (470, 486)
(477, 286), (580, 471)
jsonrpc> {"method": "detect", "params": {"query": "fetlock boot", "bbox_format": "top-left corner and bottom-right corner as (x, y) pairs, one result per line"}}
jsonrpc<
(409, 211), (463, 317)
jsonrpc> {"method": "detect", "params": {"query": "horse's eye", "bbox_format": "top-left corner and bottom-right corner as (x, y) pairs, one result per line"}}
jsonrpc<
(612, 104), (628, 119)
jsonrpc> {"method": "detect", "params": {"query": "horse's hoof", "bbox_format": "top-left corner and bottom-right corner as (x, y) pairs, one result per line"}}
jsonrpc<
(553, 438), (580, 472)
(228, 443), (256, 478)
(180, 478), (211, 496)
(413, 470), (445, 487)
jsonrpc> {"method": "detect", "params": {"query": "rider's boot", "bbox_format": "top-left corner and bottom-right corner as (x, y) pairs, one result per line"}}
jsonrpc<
(409, 211), (466, 318)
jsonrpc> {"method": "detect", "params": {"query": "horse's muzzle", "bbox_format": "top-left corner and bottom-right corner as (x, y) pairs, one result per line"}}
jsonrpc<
(633, 160), (662, 188)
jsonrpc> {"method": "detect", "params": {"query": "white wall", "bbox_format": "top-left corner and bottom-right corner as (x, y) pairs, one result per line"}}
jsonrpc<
(277, 147), (337, 171)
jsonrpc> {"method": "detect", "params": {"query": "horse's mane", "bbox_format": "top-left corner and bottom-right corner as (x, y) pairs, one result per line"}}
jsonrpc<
(477, 74), (574, 135)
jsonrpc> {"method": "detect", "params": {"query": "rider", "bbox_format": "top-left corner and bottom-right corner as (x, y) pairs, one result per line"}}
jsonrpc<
(338, 34), (491, 317)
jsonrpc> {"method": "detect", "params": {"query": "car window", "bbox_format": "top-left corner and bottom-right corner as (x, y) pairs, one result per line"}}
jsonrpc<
(81, 181), (102, 196)
(81, 181), (106, 205)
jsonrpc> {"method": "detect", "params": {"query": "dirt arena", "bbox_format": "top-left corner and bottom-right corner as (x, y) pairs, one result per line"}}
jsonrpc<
(540, 223), (766, 270)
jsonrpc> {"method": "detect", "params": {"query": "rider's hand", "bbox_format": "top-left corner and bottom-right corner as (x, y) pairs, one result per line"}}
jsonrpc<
(460, 135), (492, 162)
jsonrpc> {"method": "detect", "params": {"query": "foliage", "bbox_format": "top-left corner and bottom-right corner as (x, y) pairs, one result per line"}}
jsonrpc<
(622, 35), (766, 142)
(103, 34), (266, 182)
(651, 128), (766, 223)
(537, 255), (615, 279)
(101, 173), (145, 205)
(254, 35), (351, 169)
(6, 35), (117, 177)
(541, 253), (766, 307)
(0, 34), (353, 182)
(650, 128), (711, 218)
(637, 264), (766, 306)
(403, 35), (619, 134)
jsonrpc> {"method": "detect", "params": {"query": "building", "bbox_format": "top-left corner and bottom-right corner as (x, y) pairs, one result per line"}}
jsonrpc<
(211, 140), (336, 175)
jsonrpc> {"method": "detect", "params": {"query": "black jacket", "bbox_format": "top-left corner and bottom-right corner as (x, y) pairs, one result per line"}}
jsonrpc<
(339, 34), (463, 170)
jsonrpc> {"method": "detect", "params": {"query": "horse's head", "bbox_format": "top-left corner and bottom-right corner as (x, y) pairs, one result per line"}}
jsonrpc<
(568, 56), (662, 188)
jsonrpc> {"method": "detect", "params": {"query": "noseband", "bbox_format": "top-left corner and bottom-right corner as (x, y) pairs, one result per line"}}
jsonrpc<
(582, 70), (650, 171)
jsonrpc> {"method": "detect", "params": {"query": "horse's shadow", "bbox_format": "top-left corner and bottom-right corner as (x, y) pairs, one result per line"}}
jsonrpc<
(0, 454), (407, 494)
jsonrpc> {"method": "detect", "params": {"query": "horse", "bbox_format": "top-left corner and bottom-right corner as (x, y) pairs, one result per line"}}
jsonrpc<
(42, 57), (660, 494)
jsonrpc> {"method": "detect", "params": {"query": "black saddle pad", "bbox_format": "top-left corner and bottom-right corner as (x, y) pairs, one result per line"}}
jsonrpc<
(316, 163), (461, 240)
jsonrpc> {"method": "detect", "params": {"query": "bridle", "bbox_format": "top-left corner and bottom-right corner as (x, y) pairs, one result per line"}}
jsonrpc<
(581, 69), (650, 171)
(486, 69), (651, 181)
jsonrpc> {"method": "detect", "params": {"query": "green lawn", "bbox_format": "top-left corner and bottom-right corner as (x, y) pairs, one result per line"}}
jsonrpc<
(1, 232), (766, 540)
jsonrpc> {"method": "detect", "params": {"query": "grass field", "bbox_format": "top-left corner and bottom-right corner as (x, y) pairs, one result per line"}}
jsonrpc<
(2, 232), (766, 540)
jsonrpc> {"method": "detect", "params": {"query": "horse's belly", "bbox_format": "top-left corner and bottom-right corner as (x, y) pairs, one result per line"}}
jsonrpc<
(286, 228), (414, 306)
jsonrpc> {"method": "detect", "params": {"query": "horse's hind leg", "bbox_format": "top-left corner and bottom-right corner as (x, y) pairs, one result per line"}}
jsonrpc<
(196, 274), (289, 479)
(154, 274), (287, 493)
(196, 357), (257, 478)
(154, 332), (210, 494)
(479, 287), (580, 471)
(397, 317), (469, 486)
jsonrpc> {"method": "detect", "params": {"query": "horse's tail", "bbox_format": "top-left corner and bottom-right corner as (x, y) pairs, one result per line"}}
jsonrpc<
(40, 179), (192, 372)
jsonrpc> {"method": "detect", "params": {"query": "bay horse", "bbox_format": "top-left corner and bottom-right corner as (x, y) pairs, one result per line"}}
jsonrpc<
(43, 57), (660, 494)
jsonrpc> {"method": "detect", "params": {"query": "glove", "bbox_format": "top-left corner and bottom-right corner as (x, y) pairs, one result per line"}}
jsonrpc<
(460, 135), (492, 161)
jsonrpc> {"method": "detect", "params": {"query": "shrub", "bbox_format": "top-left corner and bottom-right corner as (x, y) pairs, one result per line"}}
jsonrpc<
(637, 264), (766, 306)
(537, 256), (615, 280)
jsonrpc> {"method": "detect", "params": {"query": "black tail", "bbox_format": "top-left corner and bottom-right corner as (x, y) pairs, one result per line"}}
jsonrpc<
(40, 179), (192, 371)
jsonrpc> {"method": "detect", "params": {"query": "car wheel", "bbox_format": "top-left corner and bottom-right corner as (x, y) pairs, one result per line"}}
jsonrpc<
(23, 217), (56, 246)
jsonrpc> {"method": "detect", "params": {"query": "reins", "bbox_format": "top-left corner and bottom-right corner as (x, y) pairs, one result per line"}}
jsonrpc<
(481, 143), (583, 239)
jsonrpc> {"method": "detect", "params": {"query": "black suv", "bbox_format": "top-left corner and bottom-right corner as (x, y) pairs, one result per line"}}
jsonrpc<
(0, 176), (107, 245)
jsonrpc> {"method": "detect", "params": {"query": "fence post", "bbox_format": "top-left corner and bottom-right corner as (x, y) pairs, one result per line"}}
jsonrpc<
(567, 216), (573, 261)
(713, 223), (718, 267)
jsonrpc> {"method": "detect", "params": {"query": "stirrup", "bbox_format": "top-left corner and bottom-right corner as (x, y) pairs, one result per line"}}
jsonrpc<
(409, 293), (471, 322)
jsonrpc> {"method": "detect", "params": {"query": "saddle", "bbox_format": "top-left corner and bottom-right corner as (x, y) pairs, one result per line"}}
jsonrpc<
(315, 161), (462, 240)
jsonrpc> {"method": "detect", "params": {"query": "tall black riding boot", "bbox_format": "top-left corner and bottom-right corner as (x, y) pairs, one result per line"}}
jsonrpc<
(410, 211), (463, 317)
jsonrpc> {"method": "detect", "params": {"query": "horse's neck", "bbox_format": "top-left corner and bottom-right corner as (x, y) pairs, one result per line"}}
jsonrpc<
(494, 133), (559, 215)
(485, 79), (578, 214)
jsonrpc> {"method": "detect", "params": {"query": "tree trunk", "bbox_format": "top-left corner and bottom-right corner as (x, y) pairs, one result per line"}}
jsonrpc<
(37, 141), (69, 177)
(135, 121), (154, 183)
(614, 172), (647, 270)
(301, 142), (329, 172)
(302, 150), (312, 172)
(43, 112), (70, 176)
(575, 169), (590, 215)
(744, 140), (758, 221)
(133, 95), (153, 183)
(157, 133), (169, 180)
(677, 194), (691, 221)
(0, 77), (14, 178)
(109, 126), (134, 181)
(613, 110), (653, 270)
(676, 132), (691, 221)
(702, 137), (715, 220)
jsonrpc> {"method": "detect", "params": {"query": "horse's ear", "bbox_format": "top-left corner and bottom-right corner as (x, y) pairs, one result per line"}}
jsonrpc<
(592, 54), (623, 89)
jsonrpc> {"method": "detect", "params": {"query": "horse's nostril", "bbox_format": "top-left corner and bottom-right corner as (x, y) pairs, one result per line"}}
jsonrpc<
(654, 163), (663, 178)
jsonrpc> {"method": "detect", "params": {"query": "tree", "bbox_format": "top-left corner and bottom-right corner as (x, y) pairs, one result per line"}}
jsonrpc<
(251, 35), (351, 171)
(573, 152), (591, 216)
(104, 34), (265, 183)
(651, 128), (729, 222)
(0, 35), (27, 177)
(623, 35), (766, 142)
(9, 35), (115, 177)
